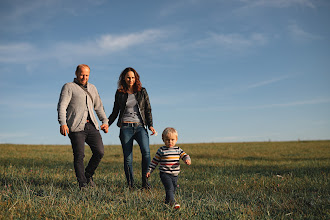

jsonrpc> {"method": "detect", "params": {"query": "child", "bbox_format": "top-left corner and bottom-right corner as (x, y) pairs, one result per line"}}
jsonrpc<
(146, 127), (191, 209)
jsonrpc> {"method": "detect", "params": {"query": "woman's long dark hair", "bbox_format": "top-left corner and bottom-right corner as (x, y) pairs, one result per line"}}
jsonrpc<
(117, 67), (142, 93)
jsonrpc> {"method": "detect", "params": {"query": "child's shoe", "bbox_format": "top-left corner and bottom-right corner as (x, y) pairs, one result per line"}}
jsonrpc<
(174, 203), (180, 209)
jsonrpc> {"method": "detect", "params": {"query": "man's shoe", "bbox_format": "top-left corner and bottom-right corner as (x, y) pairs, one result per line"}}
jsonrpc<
(87, 177), (96, 187)
(79, 182), (88, 191)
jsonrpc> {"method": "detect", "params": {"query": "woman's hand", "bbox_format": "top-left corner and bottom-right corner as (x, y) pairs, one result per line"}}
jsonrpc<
(149, 126), (157, 136)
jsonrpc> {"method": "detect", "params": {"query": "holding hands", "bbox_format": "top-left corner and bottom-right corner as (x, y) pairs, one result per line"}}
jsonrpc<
(61, 123), (109, 135)
(100, 124), (109, 133)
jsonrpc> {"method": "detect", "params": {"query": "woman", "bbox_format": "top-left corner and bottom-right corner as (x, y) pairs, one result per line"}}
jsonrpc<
(108, 67), (157, 189)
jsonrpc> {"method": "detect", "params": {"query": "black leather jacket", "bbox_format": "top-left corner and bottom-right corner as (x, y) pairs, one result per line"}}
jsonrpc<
(108, 87), (153, 128)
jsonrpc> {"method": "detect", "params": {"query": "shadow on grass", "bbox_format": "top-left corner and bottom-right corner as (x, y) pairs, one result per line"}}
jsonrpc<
(185, 163), (330, 178)
(0, 157), (125, 190)
(193, 154), (330, 162)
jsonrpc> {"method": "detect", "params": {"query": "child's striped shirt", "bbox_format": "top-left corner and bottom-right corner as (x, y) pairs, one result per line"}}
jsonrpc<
(148, 146), (191, 176)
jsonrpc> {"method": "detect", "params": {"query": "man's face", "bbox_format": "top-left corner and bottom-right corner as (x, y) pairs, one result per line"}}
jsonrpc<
(76, 67), (90, 85)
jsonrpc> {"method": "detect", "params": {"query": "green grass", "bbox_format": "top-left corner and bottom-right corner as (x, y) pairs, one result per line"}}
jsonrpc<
(1, 141), (329, 219)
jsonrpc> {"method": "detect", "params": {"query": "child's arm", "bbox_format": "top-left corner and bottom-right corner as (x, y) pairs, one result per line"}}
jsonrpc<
(179, 147), (191, 165)
(147, 148), (162, 177)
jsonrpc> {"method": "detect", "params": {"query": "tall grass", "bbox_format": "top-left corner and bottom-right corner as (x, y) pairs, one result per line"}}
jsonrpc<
(1, 141), (329, 219)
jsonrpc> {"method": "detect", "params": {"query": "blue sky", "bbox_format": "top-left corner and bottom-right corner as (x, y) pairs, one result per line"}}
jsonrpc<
(0, 0), (329, 145)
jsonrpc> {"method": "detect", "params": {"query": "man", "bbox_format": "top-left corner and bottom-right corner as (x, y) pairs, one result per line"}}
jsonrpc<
(57, 64), (109, 189)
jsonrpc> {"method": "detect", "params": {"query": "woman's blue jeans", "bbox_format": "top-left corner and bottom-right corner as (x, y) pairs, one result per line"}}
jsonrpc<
(119, 125), (150, 187)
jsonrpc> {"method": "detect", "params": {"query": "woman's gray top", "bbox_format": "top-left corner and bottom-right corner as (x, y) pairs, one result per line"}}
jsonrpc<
(122, 94), (142, 123)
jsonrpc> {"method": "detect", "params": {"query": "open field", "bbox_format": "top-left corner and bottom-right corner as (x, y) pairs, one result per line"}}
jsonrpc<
(1, 141), (329, 219)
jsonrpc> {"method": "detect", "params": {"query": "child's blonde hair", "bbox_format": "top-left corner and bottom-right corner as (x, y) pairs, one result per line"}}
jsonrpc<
(162, 127), (178, 140)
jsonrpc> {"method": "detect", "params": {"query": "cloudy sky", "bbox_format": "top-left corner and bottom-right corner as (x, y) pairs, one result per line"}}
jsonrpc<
(1, 0), (329, 145)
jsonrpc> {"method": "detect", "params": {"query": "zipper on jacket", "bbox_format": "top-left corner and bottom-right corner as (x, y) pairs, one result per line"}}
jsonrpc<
(135, 93), (146, 127)
(120, 94), (128, 126)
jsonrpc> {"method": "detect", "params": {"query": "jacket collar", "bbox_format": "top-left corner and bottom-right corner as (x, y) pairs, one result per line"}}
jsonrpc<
(74, 78), (88, 88)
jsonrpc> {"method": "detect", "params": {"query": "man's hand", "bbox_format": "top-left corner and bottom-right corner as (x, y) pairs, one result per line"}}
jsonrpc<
(60, 125), (69, 136)
(185, 159), (191, 165)
(100, 124), (109, 133)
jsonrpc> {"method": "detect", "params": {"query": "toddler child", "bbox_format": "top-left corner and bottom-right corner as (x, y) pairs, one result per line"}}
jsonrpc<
(146, 127), (191, 209)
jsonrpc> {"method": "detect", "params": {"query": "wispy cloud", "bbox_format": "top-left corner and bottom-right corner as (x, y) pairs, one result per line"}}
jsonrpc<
(97, 29), (166, 51)
(0, 43), (38, 62)
(246, 75), (290, 89)
(234, 98), (330, 111)
(0, 0), (61, 33)
(0, 29), (168, 64)
(260, 98), (330, 108)
(1, 0), (52, 21)
(288, 22), (322, 41)
(197, 32), (268, 51)
(239, 0), (316, 9)
(0, 99), (54, 110)
(159, 0), (202, 17)
(196, 98), (330, 112)
(0, 132), (30, 141)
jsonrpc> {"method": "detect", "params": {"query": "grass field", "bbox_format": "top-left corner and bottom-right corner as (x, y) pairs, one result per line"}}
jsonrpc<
(1, 141), (329, 219)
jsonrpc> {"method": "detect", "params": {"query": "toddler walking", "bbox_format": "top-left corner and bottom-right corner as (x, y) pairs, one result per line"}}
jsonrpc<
(146, 127), (191, 209)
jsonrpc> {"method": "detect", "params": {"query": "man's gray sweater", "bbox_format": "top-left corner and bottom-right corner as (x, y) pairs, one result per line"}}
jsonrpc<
(57, 79), (108, 132)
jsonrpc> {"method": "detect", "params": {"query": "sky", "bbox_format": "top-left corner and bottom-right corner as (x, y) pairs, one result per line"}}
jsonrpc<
(0, 0), (330, 145)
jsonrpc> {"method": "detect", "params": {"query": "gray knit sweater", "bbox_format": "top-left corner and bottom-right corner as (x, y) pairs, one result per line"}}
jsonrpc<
(57, 79), (108, 132)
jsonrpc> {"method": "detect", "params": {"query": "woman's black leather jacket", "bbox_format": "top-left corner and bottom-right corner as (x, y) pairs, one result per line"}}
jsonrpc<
(108, 87), (153, 128)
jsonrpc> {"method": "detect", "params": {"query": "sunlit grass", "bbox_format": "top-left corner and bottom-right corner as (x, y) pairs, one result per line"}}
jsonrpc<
(1, 141), (329, 219)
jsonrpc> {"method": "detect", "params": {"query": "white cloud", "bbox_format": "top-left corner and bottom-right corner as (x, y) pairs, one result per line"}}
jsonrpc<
(194, 98), (330, 112)
(235, 98), (330, 110)
(288, 23), (322, 41)
(97, 29), (166, 51)
(0, 43), (38, 62)
(159, 0), (202, 17)
(263, 98), (330, 108)
(246, 75), (290, 89)
(207, 32), (268, 50)
(0, 29), (168, 64)
(0, 132), (30, 141)
(239, 0), (315, 9)
(1, 0), (52, 21)
(0, 99), (54, 110)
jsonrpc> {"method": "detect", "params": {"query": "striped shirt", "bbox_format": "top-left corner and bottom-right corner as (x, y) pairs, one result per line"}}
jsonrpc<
(148, 146), (191, 176)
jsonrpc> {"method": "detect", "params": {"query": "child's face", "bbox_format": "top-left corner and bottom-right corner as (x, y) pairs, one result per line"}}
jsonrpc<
(163, 133), (178, 148)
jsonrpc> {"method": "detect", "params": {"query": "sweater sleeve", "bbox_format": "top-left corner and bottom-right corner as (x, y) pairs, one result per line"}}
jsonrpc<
(148, 148), (162, 174)
(179, 147), (191, 162)
(57, 83), (72, 126)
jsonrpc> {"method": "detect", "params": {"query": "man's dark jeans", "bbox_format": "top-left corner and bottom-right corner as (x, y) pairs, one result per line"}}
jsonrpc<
(160, 172), (178, 205)
(68, 122), (104, 187)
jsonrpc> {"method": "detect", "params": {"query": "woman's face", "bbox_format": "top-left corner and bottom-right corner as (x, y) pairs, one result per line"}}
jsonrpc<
(125, 71), (136, 88)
